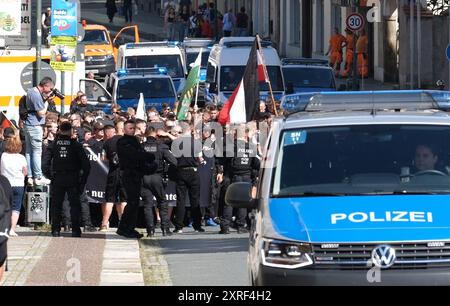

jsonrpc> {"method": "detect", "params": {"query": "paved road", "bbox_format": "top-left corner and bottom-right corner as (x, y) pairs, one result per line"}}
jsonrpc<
(141, 227), (250, 286)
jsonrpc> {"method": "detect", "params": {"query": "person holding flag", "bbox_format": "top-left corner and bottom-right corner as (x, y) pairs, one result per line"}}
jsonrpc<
(177, 49), (203, 121)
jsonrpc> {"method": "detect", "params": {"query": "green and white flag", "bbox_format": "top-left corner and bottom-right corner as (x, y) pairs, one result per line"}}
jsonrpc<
(177, 49), (202, 121)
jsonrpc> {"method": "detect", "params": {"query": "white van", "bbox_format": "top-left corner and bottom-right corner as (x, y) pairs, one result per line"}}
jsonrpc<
(116, 41), (187, 93)
(205, 37), (285, 105)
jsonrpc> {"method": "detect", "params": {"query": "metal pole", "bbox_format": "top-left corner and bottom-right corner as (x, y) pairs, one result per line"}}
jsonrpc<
(417, 0), (421, 89)
(352, 4), (358, 91)
(61, 72), (65, 115)
(410, 0), (414, 89)
(36, 0), (42, 86)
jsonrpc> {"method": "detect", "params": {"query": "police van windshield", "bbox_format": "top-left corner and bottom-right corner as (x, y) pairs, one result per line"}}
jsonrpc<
(117, 78), (175, 99)
(220, 66), (284, 92)
(186, 51), (210, 69)
(272, 125), (450, 197)
(125, 55), (184, 78)
(81, 30), (110, 45)
(283, 67), (334, 89)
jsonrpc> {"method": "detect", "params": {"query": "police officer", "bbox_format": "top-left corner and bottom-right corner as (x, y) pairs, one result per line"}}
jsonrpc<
(116, 120), (156, 239)
(220, 126), (260, 234)
(142, 126), (177, 237)
(172, 124), (205, 233)
(43, 122), (91, 237)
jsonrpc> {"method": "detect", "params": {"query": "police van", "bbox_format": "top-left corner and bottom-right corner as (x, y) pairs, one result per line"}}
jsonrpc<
(282, 58), (337, 94)
(226, 90), (450, 285)
(205, 37), (285, 105)
(116, 41), (187, 93)
(80, 68), (177, 113)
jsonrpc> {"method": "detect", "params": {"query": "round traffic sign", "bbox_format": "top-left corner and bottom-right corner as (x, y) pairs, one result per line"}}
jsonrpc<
(346, 13), (365, 31)
(20, 61), (57, 92)
(446, 44), (450, 61)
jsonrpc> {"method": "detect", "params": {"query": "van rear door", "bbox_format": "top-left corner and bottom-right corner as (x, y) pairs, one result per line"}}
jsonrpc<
(112, 26), (140, 61)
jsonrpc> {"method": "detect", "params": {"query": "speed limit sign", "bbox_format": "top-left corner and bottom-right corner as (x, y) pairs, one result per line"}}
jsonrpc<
(346, 13), (365, 31)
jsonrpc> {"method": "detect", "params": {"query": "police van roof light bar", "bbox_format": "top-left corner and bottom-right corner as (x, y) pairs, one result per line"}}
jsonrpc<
(126, 41), (180, 49)
(281, 90), (450, 115)
(117, 67), (168, 77)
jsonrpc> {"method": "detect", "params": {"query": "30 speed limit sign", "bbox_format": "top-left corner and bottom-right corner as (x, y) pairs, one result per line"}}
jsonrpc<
(346, 13), (365, 31)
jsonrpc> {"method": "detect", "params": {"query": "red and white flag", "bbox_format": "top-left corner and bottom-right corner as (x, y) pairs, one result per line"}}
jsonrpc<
(218, 38), (267, 125)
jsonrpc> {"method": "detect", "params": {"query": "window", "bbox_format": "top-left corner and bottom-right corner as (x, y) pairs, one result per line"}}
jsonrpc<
(117, 78), (175, 99)
(290, 0), (300, 45)
(272, 125), (450, 196)
(125, 55), (184, 78)
(81, 30), (109, 45)
(220, 66), (284, 92)
(282, 67), (334, 89)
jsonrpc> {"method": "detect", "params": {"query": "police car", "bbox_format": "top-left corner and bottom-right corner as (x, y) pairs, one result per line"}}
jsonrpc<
(116, 41), (187, 93)
(81, 68), (177, 113)
(226, 90), (450, 285)
(281, 58), (337, 94)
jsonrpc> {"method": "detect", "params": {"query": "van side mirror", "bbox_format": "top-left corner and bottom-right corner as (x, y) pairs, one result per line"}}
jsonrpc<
(225, 182), (257, 209)
(286, 82), (294, 95)
(97, 96), (109, 103)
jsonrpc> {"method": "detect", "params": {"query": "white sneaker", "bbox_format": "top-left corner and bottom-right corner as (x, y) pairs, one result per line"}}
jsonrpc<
(34, 177), (51, 185)
(9, 229), (18, 237)
(27, 177), (34, 185)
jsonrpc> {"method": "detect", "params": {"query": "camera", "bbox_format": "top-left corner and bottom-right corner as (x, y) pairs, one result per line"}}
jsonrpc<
(51, 88), (65, 100)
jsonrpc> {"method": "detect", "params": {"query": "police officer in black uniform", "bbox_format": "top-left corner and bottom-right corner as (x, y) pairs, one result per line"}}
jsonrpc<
(173, 125), (205, 233)
(142, 126), (177, 237)
(43, 122), (91, 237)
(116, 120), (156, 239)
(220, 127), (260, 234)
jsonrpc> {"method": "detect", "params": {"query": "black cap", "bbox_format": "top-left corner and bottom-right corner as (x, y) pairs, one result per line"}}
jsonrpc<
(60, 122), (72, 132)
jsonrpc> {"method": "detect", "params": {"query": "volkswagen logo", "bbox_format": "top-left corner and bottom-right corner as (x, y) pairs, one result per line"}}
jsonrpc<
(371, 245), (396, 269)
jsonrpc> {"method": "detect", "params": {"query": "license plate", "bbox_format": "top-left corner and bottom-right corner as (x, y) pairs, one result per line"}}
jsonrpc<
(86, 69), (99, 74)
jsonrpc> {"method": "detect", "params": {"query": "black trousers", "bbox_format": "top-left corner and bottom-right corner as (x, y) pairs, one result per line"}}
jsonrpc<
(61, 186), (92, 227)
(221, 175), (251, 229)
(142, 173), (169, 232)
(51, 182), (81, 233)
(174, 168), (202, 230)
(124, 5), (133, 22)
(118, 170), (142, 233)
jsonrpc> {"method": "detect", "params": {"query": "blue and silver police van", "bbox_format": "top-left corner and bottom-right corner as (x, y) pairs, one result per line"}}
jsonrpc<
(81, 68), (177, 113)
(227, 90), (450, 285)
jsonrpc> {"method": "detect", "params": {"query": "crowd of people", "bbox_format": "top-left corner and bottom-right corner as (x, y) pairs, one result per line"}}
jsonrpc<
(0, 75), (275, 249)
(163, 2), (249, 41)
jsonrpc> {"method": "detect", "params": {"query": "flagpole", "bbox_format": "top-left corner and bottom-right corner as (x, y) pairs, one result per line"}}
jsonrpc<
(194, 48), (202, 111)
(256, 35), (278, 117)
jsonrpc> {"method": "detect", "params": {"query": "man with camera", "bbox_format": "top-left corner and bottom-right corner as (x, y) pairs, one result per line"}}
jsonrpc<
(24, 77), (63, 186)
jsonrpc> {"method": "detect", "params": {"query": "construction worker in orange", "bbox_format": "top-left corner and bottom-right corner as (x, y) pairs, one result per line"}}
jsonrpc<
(340, 28), (355, 78)
(356, 29), (369, 78)
(325, 28), (347, 77)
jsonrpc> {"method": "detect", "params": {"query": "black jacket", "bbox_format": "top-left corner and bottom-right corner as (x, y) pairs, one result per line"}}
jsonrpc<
(117, 135), (156, 175)
(142, 136), (177, 174)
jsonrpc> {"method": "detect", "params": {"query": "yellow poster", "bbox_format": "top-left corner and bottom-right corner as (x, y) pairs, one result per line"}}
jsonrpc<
(50, 36), (77, 72)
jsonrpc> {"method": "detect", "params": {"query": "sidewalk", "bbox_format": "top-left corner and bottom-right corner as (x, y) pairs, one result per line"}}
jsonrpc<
(0, 227), (171, 286)
(81, 3), (166, 41)
(336, 77), (397, 91)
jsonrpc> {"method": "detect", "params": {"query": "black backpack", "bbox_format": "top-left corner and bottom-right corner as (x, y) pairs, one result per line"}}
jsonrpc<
(18, 95), (28, 121)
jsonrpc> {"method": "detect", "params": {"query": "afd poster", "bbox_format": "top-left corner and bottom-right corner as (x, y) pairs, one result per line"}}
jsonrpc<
(50, 36), (77, 71)
(51, 0), (77, 37)
(0, 0), (21, 36)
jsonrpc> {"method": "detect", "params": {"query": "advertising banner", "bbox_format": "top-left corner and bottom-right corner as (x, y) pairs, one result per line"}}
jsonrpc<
(5, 0), (30, 47)
(0, 0), (21, 36)
(51, 0), (77, 37)
(50, 36), (77, 71)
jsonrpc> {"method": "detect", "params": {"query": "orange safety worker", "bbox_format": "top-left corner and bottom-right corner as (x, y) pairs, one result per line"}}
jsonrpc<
(326, 27), (347, 77)
(356, 29), (369, 78)
(340, 28), (355, 78)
